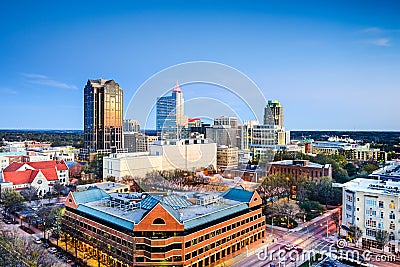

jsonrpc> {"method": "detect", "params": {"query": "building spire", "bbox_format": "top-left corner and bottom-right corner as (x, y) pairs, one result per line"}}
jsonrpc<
(173, 80), (182, 93)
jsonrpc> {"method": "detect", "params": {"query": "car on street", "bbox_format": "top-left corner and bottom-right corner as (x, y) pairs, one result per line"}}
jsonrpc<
(34, 237), (42, 244)
(48, 247), (57, 254)
(42, 242), (50, 248)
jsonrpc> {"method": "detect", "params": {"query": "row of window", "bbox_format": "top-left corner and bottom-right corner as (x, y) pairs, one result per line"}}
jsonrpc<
(185, 213), (263, 248)
(366, 209), (396, 219)
(365, 220), (396, 230)
(187, 232), (264, 267)
(365, 199), (396, 209)
(185, 225), (264, 261)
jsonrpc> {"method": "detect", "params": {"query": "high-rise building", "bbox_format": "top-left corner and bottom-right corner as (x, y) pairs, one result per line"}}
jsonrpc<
(264, 100), (284, 129)
(214, 116), (238, 129)
(241, 120), (275, 162)
(83, 79), (123, 159)
(123, 119), (140, 132)
(156, 82), (187, 140)
(264, 100), (290, 145)
(206, 125), (238, 148)
(123, 132), (158, 153)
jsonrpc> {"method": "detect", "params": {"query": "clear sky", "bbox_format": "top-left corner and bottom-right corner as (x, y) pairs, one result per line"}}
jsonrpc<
(1, 0), (399, 130)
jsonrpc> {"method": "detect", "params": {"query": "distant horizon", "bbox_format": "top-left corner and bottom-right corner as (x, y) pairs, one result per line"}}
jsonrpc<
(1, 128), (399, 132)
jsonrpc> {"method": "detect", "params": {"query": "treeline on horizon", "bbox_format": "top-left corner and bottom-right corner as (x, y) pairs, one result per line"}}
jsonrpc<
(0, 129), (399, 152)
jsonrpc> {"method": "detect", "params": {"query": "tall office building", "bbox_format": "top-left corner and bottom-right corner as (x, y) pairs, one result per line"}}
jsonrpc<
(214, 116), (238, 129)
(264, 100), (284, 129)
(123, 119), (140, 132)
(83, 79), (123, 159)
(264, 100), (290, 145)
(156, 81), (187, 140)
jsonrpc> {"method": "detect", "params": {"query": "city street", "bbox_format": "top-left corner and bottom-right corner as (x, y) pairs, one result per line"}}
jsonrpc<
(1, 211), (70, 266)
(232, 210), (400, 267)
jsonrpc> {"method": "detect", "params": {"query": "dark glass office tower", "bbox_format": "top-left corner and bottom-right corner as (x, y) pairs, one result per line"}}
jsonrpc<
(83, 79), (123, 157)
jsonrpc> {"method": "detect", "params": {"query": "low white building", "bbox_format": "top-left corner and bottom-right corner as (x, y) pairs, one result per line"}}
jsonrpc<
(342, 178), (400, 253)
(103, 139), (217, 180)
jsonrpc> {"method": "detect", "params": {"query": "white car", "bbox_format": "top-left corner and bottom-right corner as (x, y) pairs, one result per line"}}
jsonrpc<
(48, 247), (57, 254)
(34, 237), (42, 244)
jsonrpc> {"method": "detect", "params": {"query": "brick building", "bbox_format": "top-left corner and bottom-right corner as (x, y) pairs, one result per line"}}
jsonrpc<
(62, 186), (264, 267)
(266, 160), (332, 180)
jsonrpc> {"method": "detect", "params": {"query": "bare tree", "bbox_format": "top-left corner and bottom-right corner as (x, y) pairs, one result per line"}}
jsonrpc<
(0, 224), (59, 266)
(53, 181), (66, 199)
(331, 212), (341, 236)
(375, 229), (390, 252)
(348, 225), (363, 247)
(20, 186), (38, 203)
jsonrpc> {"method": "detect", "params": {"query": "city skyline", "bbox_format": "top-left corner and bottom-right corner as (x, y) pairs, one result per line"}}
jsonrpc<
(1, 1), (400, 130)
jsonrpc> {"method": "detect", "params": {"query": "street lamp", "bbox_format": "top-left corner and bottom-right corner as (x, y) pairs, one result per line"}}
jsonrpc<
(285, 176), (290, 201)
(20, 215), (23, 227)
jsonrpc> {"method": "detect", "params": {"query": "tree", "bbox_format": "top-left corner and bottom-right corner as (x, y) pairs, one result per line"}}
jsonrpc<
(330, 212), (340, 236)
(20, 186), (38, 203)
(344, 163), (357, 177)
(270, 201), (300, 228)
(52, 181), (66, 198)
(348, 226), (363, 247)
(375, 229), (390, 252)
(360, 163), (380, 175)
(259, 173), (292, 205)
(0, 224), (59, 266)
(1, 189), (25, 219)
(37, 206), (62, 241)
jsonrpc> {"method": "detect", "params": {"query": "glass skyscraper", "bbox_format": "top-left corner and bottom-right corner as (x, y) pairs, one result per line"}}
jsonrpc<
(83, 79), (123, 158)
(156, 82), (187, 140)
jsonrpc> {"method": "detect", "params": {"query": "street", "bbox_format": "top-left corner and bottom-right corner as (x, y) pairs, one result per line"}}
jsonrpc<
(232, 211), (400, 267)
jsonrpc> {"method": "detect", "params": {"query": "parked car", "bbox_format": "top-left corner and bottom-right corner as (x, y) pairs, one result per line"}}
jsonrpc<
(42, 243), (50, 248)
(34, 237), (42, 244)
(48, 247), (57, 254)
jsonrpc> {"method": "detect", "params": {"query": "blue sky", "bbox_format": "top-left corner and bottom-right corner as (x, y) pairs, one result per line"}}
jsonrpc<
(1, 0), (399, 130)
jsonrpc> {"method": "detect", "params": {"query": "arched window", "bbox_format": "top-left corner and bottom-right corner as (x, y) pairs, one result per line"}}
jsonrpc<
(153, 218), (166, 225)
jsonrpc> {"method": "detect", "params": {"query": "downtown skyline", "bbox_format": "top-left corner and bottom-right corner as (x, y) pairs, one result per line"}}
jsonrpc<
(1, 0), (400, 131)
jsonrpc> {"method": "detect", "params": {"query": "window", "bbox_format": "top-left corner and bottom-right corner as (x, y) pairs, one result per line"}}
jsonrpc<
(389, 200), (396, 209)
(346, 204), (352, 211)
(152, 218), (166, 225)
(346, 194), (353, 202)
(380, 212), (384, 219)
(365, 199), (376, 208)
(390, 222), (396, 230)
(366, 209), (376, 217)
(365, 220), (376, 227)
(389, 211), (395, 220)
(377, 222), (384, 229)
(378, 201), (384, 208)
(366, 229), (376, 237)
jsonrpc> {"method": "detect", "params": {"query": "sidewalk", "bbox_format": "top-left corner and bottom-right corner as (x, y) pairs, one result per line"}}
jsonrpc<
(217, 237), (277, 267)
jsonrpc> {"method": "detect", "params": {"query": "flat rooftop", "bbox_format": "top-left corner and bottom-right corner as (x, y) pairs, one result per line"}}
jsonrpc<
(343, 178), (400, 196)
(71, 186), (254, 231)
(270, 160), (328, 169)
